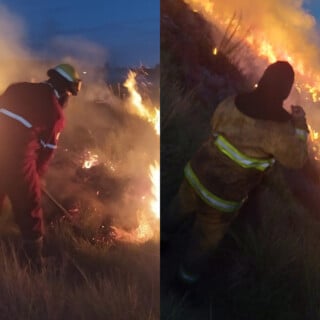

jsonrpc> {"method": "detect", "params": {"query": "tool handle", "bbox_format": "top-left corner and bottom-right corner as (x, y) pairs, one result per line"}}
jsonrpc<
(41, 187), (72, 219)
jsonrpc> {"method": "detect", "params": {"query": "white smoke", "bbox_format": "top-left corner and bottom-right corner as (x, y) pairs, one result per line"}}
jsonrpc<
(184, 0), (320, 125)
(0, 5), (160, 232)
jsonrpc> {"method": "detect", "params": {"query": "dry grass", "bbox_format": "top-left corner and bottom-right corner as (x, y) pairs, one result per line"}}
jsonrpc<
(0, 209), (159, 320)
(161, 1), (320, 319)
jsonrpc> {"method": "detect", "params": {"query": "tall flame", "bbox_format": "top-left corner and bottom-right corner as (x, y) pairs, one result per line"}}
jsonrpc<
(109, 70), (160, 243)
(183, 0), (320, 159)
(82, 151), (99, 169)
(124, 70), (160, 135)
(183, 0), (320, 102)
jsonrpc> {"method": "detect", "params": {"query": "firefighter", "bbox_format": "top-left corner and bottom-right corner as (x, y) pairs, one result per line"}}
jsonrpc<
(0, 63), (81, 270)
(166, 61), (309, 286)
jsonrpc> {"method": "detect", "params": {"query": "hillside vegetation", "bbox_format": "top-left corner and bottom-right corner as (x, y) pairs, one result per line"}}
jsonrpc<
(161, 0), (320, 319)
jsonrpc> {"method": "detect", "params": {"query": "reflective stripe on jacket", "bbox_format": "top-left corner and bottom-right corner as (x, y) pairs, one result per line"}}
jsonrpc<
(187, 96), (309, 205)
(213, 133), (275, 171)
(0, 107), (58, 150)
(184, 162), (245, 212)
(0, 108), (32, 128)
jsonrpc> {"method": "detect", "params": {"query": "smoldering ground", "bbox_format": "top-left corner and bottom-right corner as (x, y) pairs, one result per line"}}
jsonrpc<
(45, 80), (160, 233)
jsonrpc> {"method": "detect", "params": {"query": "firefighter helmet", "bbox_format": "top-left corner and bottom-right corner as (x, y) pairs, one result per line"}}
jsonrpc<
(47, 63), (82, 96)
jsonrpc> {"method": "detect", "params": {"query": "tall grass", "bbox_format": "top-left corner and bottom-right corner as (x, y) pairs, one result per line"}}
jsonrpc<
(162, 167), (320, 320)
(161, 0), (320, 319)
(0, 208), (159, 320)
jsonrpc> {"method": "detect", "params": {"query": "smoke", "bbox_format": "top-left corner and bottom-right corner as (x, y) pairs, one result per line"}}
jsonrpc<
(0, 5), (39, 89)
(183, 0), (320, 124)
(46, 93), (159, 230)
(0, 5), (160, 233)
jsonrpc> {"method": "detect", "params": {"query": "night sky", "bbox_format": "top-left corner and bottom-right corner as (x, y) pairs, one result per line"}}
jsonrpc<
(0, 1), (319, 68)
(0, 0), (159, 67)
(304, 0), (320, 22)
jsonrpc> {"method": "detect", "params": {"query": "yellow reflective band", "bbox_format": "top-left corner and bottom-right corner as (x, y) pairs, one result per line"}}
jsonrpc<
(214, 134), (275, 171)
(184, 162), (244, 212)
(295, 128), (308, 141)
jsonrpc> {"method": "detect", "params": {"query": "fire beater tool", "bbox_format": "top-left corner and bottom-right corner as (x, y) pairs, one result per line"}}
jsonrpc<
(41, 187), (73, 220)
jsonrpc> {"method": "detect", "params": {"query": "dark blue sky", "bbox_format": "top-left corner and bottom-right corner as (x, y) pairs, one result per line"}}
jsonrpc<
(1, 1), (319, 68)
(0, 0), (159, 67)
(303, 0), (320, 25)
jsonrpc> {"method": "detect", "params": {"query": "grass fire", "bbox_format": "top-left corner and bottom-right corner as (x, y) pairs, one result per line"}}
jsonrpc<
(161, 0), (320, 319)
(0, 5), (159, 318)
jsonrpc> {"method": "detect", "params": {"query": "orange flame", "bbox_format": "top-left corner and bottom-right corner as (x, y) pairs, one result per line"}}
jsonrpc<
(111, 155), (160, 244)
(111, 210), (158, 244)
(108, 71), (160, 243)
(183, 0), (320, 102)
(124, 70), (160, 135)
(183, 0), (320, 159)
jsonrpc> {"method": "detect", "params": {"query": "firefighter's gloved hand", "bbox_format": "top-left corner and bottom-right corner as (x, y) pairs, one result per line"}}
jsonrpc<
(291, 105), (308, 131)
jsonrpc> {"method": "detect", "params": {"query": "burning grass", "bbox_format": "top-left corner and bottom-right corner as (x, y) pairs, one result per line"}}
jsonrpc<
(44, 66), (160, 244)
(0, 63), (160, 317)
(161, 0), (320, 318)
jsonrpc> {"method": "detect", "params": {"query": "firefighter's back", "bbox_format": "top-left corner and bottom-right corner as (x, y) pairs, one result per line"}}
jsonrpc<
(0, 82), (61, 169)
(190, 96), (308, 201)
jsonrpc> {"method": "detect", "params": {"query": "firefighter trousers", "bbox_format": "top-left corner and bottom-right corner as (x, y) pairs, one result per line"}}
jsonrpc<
(168, 179), (239, 280)
(0, 164), (44, 241)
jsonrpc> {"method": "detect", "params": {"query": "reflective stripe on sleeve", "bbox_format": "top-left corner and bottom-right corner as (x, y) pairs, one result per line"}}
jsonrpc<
(213, 134), (275, 171)
(0, 108), (32, 128)
(295, 128), (308, 141)
(184, 162), (244, 212)
(40, 140), (57, 149)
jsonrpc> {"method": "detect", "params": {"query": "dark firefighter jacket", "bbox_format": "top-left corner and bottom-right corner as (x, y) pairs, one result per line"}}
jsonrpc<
(186, 96), (309, 211)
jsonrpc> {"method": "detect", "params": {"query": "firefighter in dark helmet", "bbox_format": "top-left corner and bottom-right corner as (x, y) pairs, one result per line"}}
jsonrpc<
(0, 63), (82, 270)
(165, 61), (309, 285)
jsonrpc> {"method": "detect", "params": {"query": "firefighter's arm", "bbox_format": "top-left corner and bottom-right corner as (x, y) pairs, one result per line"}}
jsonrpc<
(36, 117), (64, 176)
(266, 107), (309, 169)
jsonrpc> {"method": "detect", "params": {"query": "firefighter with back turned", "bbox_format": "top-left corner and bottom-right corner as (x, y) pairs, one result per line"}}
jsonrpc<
(164, 61), (309, 287)
(0, 63), (82, 270)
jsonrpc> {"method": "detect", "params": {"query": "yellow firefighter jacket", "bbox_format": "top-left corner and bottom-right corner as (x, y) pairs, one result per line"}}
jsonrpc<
(185, 96), (309, 212)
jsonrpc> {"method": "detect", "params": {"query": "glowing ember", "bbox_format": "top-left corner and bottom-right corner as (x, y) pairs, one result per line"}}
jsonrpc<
(107, 163), (160, 243)
(309, 125), (319, 142)
(82, 151), (99, 169)
(105, 159), (117, 173)
(124, 70), (160, 135)
(111, 210), (158, 243)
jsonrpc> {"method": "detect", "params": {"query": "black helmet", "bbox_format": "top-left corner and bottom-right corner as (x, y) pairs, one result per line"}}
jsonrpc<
(257, 61), (294, 100)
